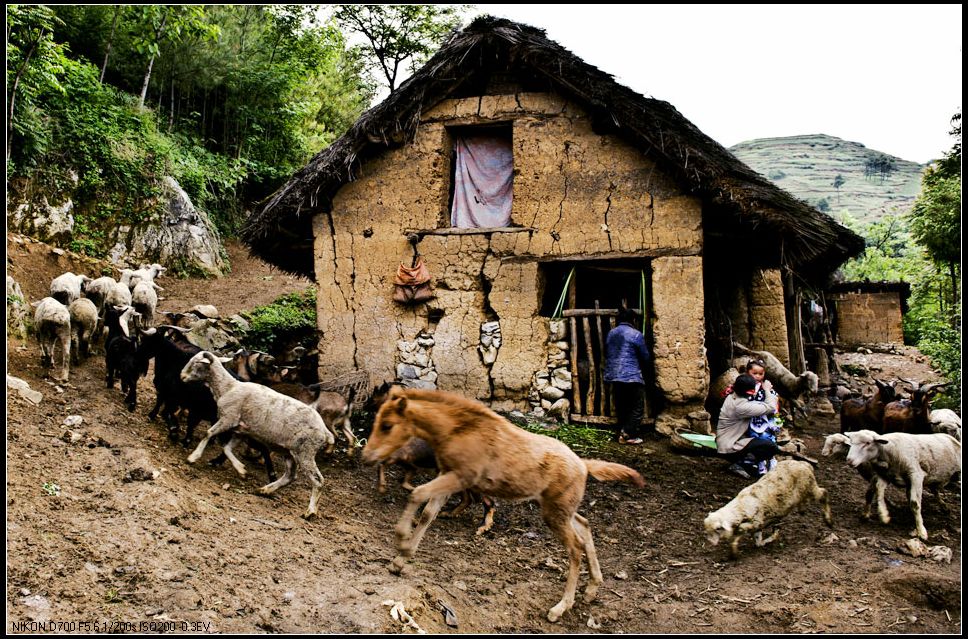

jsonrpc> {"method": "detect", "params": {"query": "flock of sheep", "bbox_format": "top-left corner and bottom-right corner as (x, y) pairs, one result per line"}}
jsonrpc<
(705, 375), (961, 559)
(23, 264), (963, 623)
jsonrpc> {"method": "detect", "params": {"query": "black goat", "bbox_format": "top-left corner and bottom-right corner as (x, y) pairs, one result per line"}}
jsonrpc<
(136, 327), (277, 482)
(104, 305), (145, 412)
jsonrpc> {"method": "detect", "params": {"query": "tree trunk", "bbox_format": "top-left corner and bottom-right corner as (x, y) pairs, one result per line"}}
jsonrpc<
(168, 68), (175, 132)
(139, 53), (157, 109)
(138, 13), (168, 109)
(949, 262), (959, 309)
(7, 30), (42, 160)
(100, 6), (123, 83)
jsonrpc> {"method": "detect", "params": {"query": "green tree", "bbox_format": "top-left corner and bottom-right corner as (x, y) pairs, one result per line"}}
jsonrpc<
(909, 111), (961, 311)
(864, 153), (897, 183)
(333, 4), (465, 93)
(832, 173), (845, 204)
(6, 4), (67, 161)
(129, 5), (218, 109)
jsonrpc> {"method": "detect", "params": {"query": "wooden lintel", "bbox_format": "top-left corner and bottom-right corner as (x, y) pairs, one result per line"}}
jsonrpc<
(404, 227), (536, 237)
(562, 309), (642, 318)
(504, 247), (701, 264)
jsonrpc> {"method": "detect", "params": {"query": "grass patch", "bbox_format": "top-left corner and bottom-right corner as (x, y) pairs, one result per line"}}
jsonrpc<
(512, 417), (615, 457)
(239, 288), (317, 354)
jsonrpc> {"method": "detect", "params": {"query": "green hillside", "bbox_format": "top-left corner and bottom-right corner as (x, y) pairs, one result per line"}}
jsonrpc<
(730, 134), (925, 225)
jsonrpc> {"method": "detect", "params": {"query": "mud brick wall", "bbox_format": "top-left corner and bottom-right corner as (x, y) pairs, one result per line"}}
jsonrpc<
(313, 92), (706, 416)
(747, 269), (790, 367)
(830, 291), (904, 346)
(717, 267), (790, 368)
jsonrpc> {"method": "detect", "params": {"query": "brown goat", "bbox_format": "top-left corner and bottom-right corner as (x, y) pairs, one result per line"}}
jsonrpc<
(271, 382), (358, 455)
(882, 379), (950, 435)
(363, 386), (644, 623)
(840, 379), (897, 433)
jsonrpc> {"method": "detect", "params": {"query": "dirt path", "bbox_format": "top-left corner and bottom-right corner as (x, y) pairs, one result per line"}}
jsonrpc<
(6, 234), (961, 634)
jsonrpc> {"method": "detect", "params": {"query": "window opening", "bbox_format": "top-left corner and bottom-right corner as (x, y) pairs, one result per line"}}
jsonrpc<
(450, 127), (513, 228)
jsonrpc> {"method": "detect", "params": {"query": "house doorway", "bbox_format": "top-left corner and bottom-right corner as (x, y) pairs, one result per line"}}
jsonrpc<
(540, 259), (658, 426)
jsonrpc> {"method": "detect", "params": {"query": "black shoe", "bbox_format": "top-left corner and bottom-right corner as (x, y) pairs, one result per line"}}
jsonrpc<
(728, 463), (752, 479)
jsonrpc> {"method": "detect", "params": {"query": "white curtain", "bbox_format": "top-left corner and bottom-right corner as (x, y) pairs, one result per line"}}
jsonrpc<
(451, 132), (513, 228)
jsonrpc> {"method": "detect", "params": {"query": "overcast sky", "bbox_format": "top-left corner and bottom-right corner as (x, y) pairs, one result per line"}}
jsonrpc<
(469, 4), (962, 164)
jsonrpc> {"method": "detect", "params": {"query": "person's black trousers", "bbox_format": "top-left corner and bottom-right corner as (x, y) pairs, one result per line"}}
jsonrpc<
(722, 438), (779, 464)
(612, 381), (645, 439)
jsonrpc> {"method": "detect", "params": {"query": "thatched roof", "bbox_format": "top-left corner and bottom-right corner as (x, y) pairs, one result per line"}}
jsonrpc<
(242, 16), (864, 281)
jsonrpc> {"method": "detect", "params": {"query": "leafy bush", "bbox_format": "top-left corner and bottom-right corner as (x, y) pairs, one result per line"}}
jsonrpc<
(907, 307), (961, 410)
(239, 288), (318, 354)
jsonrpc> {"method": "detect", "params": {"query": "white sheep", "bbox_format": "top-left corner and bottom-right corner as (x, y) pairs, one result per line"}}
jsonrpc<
(181, 351), (335, 519)
(822, 432), (899, 521)
(82, 275), (118, 311)
(821, 432), (850, 458)
(704, 459), (832, 558)
(844, 429), (961, 540)
(68, 298), (98, 363)
(126, 263), (166, 291)
(131, 281), (158, 329)
(50, 272), (91, 306)
(32, 297), (72, 381)
(929, 409), (962, 441)
(102, 282), (135, 336)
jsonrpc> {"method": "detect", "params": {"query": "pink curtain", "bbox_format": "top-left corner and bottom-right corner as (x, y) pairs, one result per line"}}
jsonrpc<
(451, 132), (513, 228)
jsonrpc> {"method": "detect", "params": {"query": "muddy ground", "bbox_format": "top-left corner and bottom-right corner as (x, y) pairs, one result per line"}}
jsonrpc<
(6, 235), (962, 634)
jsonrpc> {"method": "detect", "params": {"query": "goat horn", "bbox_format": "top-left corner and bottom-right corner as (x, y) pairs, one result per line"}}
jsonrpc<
(898, 377), (919, 390)
(921, 381), (950, 394)
(158, 324), (190, 333)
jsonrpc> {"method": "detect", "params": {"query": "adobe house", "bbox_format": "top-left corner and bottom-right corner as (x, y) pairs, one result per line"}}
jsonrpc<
(242, 17), (864, 435)
(827, 281), (910, 347)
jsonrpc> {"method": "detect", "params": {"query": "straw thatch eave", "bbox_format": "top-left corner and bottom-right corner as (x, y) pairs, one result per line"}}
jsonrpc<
(241, 16), (864, 281)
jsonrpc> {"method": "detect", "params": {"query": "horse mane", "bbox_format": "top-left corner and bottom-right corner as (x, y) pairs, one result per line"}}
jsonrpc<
(396, 387), (509, 431)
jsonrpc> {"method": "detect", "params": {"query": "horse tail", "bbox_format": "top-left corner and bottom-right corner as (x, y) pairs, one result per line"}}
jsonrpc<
(583, 459), (644, 487)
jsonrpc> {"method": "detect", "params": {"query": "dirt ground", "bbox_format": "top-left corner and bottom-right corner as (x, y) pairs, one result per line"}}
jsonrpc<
(6, 234), (962, 634)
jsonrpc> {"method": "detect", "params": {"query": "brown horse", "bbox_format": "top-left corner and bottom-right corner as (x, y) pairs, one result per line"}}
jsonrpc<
(363, 386), (644, 623)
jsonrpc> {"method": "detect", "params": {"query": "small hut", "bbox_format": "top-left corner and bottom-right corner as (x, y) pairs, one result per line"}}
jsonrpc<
(827, 281), (911, 347)
(242, 17), (864, 434)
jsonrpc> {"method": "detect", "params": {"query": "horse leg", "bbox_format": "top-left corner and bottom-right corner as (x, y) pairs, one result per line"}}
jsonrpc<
(475, 496), (496, 536)
(389, 472), (464, 575)
(544, 501), (585, 623)
(573, 513), (602, 602)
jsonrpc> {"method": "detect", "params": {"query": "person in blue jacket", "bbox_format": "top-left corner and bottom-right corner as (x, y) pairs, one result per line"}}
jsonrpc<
(603, 306), (651, 445)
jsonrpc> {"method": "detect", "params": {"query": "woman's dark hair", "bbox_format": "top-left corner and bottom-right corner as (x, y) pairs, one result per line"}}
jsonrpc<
(617, 307), (637, 325)
(732, 374), (758, 396)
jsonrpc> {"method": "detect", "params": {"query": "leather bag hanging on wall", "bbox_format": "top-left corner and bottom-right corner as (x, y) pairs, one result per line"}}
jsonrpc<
(393, 256), (435, 305)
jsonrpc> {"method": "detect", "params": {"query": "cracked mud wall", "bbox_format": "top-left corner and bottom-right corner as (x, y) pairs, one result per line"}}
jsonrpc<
(652, 257), (709, 405)
(829, 292), (904, 346)
(313, 92), (704, 406)
(748, 269), (790, 367)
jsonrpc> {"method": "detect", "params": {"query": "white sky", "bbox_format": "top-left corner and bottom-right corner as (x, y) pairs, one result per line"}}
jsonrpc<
(468, 4), (962, 164)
